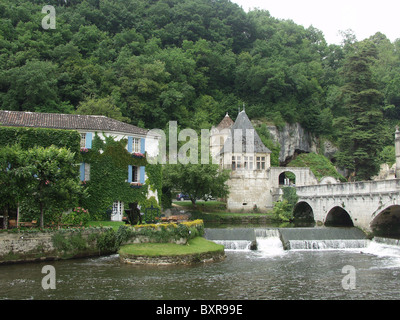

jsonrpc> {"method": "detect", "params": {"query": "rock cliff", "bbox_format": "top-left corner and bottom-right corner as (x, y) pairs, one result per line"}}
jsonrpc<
(263, 122), (338, 165)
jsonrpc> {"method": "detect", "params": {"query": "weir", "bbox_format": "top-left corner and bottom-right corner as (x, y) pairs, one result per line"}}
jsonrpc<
(204, 228), (257, 250)
(204, 227), (368, 252)
(279, 227), (368, 250)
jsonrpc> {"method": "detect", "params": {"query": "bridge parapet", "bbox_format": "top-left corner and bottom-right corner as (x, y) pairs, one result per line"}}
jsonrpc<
(295, 179), (400, 198)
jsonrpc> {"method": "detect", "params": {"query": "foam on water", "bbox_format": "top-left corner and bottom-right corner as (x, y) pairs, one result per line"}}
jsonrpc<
(288, 239), (370, 251)
(362, 240), (400, 263)
(256, 237), (286, 256)
(213, 240), (253, 251)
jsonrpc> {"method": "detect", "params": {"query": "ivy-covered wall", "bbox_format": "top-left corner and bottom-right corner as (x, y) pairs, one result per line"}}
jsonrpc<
(0, 126), (163, 221)
(81, 133), (162, 220)
(0, 126), (80, 156)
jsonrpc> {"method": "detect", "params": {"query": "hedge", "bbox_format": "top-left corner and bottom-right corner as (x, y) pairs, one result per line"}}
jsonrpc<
(116, 220), (205, 245)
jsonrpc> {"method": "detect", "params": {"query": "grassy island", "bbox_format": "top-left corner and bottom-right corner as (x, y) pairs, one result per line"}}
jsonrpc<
(119, 237), (225, 265)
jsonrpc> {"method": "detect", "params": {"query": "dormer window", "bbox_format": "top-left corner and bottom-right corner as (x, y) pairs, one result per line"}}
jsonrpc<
(256, 156), (266, 170)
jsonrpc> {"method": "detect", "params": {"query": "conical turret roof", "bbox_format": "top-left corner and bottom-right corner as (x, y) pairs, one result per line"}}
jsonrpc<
(216, 112), (234, 131)
(219, 110), (271, 154)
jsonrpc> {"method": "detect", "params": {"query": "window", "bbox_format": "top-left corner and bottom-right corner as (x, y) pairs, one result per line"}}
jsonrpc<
(256, 156), (265, 170)
(132, 166), (138, 182)
(133, 138), (140, 153)
(128, 165), (140, 183)
(84, 163), (90, 181)
(244, 156), (253, 170)
(80, 133), (86, 148)
(236, 156), (241, 169)
(232, 155), (242, 170)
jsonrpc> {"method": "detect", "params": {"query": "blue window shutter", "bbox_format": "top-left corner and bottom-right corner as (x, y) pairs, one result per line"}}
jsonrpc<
(80, 163), (85, 181)
(85, 132), (93, 149)
(140, 138), (145, 154)
(128, 136), (133, 153)
(140, 166), (145, 184)
(128, 165), (132, 183)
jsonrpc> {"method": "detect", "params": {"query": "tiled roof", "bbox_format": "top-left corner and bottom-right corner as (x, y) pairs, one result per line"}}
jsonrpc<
(216, 113), (234, 130)
(0, 110), (148, 136)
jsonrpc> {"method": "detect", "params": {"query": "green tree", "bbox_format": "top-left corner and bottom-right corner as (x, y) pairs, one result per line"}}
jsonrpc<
(0, 60), (65, 113)
(75, 95), (130, 122)
(336, 40), (385, 181)
(26, 146), (83, 228)
(0, 145), (32, 228)
(378, 145), (396, 166)
(165, 161), (230, 207)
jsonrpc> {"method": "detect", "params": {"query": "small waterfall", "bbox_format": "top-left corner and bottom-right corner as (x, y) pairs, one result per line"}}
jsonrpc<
(204, 228), (257, 251)
(213, 240), (253, 251)
(254, 228), (285, 256)
(279, 227), (368, 251)
(373, 237), (400, 247)
(205, 227), (370, 253)
(288, 239), (369, 250)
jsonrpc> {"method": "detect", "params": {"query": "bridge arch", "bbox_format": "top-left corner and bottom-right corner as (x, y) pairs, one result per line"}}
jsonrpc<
(371, 205), (400, 237)
(325, 206), (354, 227)
(293, 201), (314, 222)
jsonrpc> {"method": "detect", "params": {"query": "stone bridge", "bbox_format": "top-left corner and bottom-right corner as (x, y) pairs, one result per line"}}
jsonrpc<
(294, 179), (400, 236)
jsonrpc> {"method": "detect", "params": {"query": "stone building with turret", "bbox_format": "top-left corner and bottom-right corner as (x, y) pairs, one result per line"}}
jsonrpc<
(210, 109), (319, 212)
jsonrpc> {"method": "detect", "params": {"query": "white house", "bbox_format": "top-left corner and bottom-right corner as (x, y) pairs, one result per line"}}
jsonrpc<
(0, 110), (160, 221)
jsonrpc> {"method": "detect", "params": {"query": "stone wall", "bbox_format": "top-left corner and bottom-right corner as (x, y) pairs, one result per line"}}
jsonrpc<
(226, 170), (272, 212)
(269, 167), (318, 187)
(0, 228), (114, 264)
(120, 250), (226, 265)
(225, 166), (318, 212)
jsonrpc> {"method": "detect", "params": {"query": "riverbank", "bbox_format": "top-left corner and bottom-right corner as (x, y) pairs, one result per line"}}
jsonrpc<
(0, 227), (117, 264)
(0, 220), (226, 265)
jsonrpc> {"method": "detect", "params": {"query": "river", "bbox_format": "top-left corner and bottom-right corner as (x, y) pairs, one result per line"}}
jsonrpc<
(1, 227), (400, 300)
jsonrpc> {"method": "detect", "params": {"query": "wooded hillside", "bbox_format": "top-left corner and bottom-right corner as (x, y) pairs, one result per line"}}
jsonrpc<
(1, 0), (399, 179)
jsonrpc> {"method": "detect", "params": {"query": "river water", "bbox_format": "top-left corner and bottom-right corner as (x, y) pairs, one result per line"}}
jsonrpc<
(1, 228), (400, 300)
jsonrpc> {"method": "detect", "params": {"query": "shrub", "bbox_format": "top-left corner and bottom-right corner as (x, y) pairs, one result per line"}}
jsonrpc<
(288, 152), (346, 182)
(272, 187), (298, 222)
(116, 220), (204, 244)
(96, 228), (119, 252)
(140, 196), (162, 223)
(272, 200), (294, 222)
(62, 207), (90, 226)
